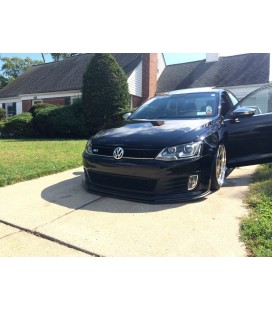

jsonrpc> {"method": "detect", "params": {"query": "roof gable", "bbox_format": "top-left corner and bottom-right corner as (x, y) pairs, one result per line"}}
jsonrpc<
(0, 53), (143, 99)
(157, 53), (270, 93)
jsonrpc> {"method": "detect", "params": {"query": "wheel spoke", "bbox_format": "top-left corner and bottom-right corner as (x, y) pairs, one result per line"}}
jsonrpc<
(216, 145), (226, 186)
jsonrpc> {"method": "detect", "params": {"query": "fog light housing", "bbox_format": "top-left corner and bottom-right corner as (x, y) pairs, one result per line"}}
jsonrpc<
(188, 175), (198, 190)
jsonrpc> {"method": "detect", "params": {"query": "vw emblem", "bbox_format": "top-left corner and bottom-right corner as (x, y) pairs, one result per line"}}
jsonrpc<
(113, 147), (124, 160)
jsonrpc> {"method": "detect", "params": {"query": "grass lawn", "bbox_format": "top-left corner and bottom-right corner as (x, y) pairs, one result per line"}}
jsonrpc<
(240, 163), (272, 256)
(0, 139), (87, 187)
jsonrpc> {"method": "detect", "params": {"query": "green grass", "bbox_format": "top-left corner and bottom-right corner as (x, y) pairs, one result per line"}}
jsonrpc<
(240, 163), (272, 256)
(0, 139), (87, 187)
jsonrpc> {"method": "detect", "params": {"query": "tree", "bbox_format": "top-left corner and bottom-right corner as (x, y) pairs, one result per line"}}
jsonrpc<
(0, 74), (8, 88)
(0, 57), (42, 83)
(82, 53), (130, 135)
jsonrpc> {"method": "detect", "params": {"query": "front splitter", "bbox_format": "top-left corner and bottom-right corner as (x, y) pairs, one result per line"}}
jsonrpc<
(82, 179), (210, 204)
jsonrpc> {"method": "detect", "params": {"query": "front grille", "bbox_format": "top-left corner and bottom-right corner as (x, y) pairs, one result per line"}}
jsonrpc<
(92, 146), (160, 159)
(88, 171), (157, 193)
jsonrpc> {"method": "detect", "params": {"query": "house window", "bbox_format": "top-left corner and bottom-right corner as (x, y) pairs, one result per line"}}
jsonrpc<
(2, 102), (17, 117)
(64, 97), (71, 105)
(32, 99), (43, 105)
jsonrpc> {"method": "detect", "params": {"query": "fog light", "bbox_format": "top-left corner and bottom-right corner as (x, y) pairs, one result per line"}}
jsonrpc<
(188, 175), (198, 190)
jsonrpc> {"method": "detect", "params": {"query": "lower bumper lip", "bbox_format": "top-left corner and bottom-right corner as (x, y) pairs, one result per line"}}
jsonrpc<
(82, 154), (213, 203)
(82, 178), (211, 204)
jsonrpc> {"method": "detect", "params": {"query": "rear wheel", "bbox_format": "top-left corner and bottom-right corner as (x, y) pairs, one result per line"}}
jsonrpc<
(210, 144), (227, 191)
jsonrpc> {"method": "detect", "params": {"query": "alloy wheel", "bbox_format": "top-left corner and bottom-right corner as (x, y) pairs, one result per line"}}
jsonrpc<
(215, 144), (227, 186)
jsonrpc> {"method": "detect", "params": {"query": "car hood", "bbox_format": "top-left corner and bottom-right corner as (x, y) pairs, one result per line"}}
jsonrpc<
(92, 119), (213, 149)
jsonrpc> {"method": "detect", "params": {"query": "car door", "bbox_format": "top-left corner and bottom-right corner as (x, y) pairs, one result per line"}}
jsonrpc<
(224, 84), (272, 168)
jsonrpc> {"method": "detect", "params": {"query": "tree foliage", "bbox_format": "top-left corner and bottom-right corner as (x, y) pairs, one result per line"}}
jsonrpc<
(0, 57), (42, 83)
(0, 107), (5, 120)
(82, 53), (130, 135)
(0, 75), (8, 88)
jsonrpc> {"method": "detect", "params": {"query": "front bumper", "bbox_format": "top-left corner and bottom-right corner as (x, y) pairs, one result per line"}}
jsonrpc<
(82, 152), (213, 204)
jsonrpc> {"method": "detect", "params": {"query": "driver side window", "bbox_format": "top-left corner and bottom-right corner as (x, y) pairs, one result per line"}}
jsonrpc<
(238, 86), (272, 115)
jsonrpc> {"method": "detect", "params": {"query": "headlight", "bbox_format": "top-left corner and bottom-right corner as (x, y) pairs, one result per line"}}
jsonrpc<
(155, 141), (202, 161)
(85, 139), (93, 155)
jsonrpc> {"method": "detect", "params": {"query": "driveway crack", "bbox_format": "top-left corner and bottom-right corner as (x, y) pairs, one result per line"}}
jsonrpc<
(0, 197), (104, 257)
(34, 196), (104, 230)
(0, 218), (103, 257)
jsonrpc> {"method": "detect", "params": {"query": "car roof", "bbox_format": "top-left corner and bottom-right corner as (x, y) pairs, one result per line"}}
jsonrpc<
(159, 87), (224, 96)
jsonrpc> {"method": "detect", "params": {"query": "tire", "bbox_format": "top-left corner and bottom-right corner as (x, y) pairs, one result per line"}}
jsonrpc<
(210, 144), (227, 191)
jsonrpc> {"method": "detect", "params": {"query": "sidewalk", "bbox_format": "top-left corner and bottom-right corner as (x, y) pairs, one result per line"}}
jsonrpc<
(0, 166), (257, 256)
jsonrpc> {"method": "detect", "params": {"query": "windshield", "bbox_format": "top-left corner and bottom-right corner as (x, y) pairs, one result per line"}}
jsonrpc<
(130, 92), (219, 120)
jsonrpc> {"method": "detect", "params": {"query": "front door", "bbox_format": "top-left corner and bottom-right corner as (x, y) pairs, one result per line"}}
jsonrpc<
(225, 85), (272, 167)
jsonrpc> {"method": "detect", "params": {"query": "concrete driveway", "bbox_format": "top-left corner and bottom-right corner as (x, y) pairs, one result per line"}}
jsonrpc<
(0, 165), (256, 256)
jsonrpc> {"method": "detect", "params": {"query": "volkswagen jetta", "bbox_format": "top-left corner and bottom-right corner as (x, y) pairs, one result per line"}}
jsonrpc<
(82, 85), (272, 203)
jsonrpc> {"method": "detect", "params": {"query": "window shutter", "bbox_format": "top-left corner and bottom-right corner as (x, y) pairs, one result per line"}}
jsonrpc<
(13, 102), (17, 115)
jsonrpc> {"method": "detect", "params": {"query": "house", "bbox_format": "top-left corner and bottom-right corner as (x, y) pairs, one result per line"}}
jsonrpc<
(157, 53), (270, 99)
(1, 53), (270, 118)
(0, 53), (166, 117)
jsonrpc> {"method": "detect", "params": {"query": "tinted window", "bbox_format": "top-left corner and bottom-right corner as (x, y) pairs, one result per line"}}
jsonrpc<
(238, 85), (272, 115)
(130, 92), (219, 119)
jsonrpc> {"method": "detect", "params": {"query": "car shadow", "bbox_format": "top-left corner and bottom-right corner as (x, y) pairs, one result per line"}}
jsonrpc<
(40, 170), (207, 213)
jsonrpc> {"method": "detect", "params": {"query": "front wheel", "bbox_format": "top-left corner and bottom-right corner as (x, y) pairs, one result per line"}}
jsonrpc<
(210, 144), (227, 191)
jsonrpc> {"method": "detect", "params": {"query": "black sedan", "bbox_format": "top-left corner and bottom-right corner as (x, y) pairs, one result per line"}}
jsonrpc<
(82, 85), (272, 203)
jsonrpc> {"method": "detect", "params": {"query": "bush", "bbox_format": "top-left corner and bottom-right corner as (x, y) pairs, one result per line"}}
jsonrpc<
(32, 104), (59, 137)
(0, 100), (88, 139)
(82, 53), (130, 135)
(0, 112), (36, 138)
(34, 101), (88, 138)
(29, 102), (56, 117)
(0, 108), (5, 120)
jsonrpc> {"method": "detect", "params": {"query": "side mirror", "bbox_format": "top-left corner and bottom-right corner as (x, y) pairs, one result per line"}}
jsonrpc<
(231, 107), (255, 121)
(123, 112), (132, 120)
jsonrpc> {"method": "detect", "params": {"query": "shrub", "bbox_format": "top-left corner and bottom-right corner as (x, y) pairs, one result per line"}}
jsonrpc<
(34, 101), (88, 138)
(82, 53), (130, 135)
(32, 105), (58, 137)
(0, 112), (36, 138)
(0, 100), (88, 139)
(0, 108), (5, 120)
(29, 102), (55, 117)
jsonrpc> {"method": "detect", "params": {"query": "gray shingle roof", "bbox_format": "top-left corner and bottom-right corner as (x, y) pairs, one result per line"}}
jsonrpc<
(0, 53), (143, 99)
(157, 53), (270, 93)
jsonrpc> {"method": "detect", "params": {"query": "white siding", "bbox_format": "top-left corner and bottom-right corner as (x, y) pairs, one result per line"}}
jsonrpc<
(157, 53), (166, 79)
(128, 61), (142, 97)
(0, 97), (18, 105)
(16, 101), (22, 114)
(0, 98), (21, 116)
(20, 90), (81, 100)
(224, 84), (268, 100)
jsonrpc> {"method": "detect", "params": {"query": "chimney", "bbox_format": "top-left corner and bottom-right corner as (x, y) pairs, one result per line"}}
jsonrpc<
(142, 53), (158, 101)
(206, 53), (220, 62)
